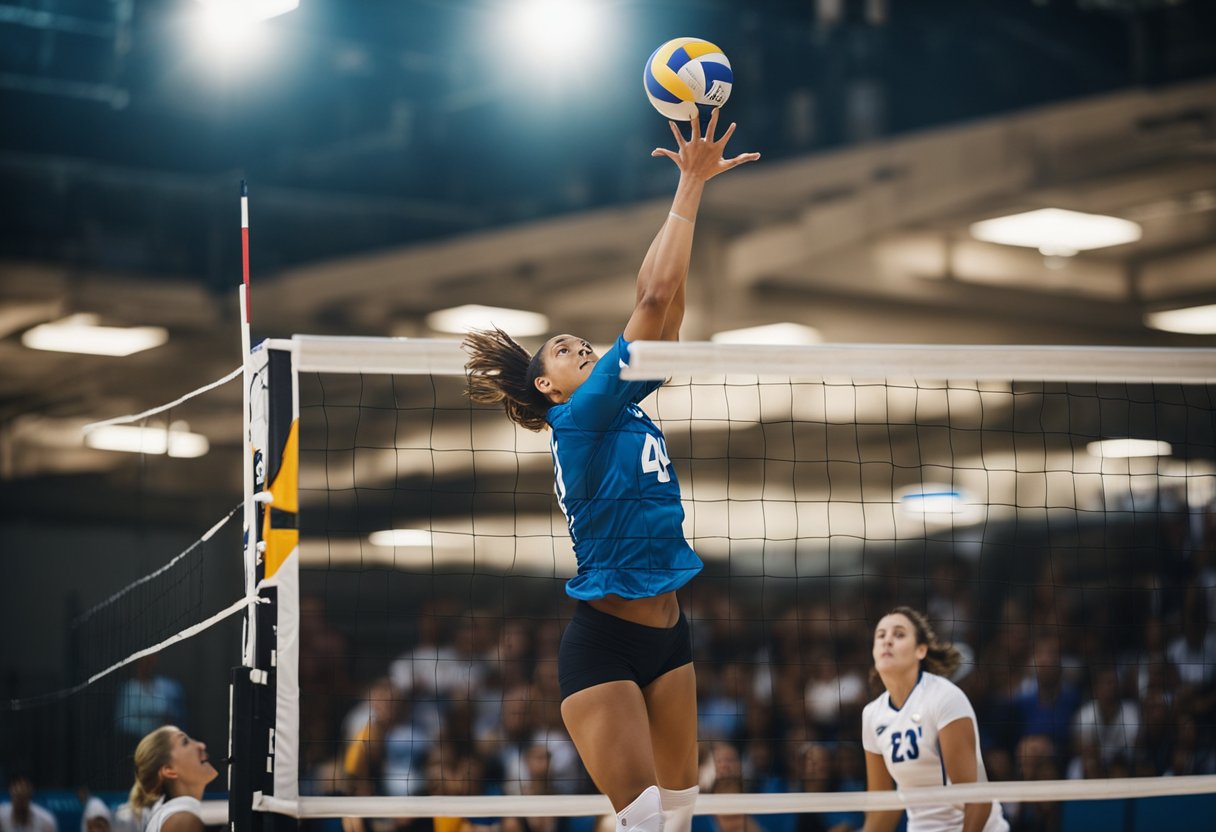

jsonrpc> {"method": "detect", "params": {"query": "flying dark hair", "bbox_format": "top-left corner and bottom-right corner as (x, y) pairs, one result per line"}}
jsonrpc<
(463, 327), (552, 433)
(876, 605), (963, 679)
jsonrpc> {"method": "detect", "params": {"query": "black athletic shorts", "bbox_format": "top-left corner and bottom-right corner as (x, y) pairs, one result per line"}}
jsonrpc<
(558, 601), (693, 700)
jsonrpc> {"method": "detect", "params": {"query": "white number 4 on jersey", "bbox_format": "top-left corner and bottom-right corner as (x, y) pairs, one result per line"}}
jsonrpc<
(641, 433), (671, 483)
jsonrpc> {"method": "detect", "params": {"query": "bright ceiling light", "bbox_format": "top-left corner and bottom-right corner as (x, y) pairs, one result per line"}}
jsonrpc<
(426, 304), (549, 337)
(506, 0), (601, 62)
(193, 0), (296, 53)
(1145, 304), (1216, 335)
(1087, 439), (1172, 458)
(710, 322), (822, 345)
(898, 484), (970, 515)
(22, 314), (168, 356)
(368, 529), (433, 548)
(195, 0), (299, 21)
(969, 208), (1142, 257)
(85, 422), (209, 458)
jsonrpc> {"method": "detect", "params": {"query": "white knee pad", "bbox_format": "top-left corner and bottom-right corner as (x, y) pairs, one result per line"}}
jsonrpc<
(618, 785), (664, 832)
(659, 785), (699, 832)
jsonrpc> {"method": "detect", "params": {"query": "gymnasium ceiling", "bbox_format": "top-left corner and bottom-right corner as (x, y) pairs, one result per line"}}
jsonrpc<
(1, 0), (1215, 539)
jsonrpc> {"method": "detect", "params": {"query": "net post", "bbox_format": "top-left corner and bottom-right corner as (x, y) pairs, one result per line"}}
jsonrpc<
(231, 336), (301, 828)
(245, 343), (301, 825)
(227, 667), (255, 832)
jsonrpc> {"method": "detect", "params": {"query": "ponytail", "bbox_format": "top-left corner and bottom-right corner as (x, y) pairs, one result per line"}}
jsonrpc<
(128, 725), (178, 813)
(463, 328), (552, 432)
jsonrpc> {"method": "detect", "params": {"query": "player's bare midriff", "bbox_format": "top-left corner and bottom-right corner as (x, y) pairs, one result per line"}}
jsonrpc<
(589, 590), (680, 628)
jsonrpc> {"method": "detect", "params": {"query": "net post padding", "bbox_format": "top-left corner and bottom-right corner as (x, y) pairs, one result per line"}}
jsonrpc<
(233, 342), (302, 832)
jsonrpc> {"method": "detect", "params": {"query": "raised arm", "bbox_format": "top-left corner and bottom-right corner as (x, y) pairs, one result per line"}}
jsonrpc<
(633, 220), (684, 341)
(623, 110), (758, 343)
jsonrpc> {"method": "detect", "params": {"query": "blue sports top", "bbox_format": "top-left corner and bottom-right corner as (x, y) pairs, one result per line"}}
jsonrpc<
(546, 334), (703, 600)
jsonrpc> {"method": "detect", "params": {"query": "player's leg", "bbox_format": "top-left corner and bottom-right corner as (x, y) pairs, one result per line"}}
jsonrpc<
(558, 604), (665, 830)
(643, 615), (699, 832)
(561, 681), (663, 819)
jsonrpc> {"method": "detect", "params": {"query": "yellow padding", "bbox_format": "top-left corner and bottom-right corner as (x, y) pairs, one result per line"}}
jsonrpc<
(265, 420), (299, 514)
(261, 419), (299, 579)
(263, 528), (298, 579)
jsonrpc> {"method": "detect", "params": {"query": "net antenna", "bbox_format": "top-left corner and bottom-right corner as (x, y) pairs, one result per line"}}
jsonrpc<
(242, 333), (1216, 826)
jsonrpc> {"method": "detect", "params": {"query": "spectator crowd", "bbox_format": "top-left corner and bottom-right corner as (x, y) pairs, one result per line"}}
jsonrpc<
(289, 514), (1216, 832)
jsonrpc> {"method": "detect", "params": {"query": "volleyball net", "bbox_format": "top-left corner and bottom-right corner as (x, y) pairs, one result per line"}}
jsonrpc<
(0, 364), (246, 807)
(235, 334), (1216, 826)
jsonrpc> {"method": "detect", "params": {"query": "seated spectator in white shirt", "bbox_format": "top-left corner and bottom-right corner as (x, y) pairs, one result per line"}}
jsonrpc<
(0, 775), (58, 832)
(1068, 667), (1140, 777)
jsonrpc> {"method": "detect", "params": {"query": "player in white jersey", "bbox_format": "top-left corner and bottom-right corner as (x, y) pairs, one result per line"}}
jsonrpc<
(125, 726), (217, 832)
(860, 607), (1008, 832)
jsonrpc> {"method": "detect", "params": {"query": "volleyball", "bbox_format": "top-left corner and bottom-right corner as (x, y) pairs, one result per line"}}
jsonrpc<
(644, 37), (733, 121)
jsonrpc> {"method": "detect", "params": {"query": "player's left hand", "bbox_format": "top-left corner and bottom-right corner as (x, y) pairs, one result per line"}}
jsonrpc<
(651, 108), (760, 181)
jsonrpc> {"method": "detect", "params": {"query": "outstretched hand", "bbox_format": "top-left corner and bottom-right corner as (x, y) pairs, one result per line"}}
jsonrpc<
(651, 108), (760, 181)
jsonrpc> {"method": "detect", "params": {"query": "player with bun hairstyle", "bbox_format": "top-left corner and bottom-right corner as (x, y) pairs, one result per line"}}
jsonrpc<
(464, 109), (758, 832)
(127, 726), (218, 832)
(861, 607), (1009, 832)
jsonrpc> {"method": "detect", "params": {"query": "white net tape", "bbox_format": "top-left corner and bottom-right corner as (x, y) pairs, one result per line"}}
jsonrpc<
(242, 774), (1216, 818)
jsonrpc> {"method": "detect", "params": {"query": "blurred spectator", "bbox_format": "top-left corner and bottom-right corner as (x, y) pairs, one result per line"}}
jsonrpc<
(526, 661), (582, 795)
(1134, 686), (1176, 775)
(1004, 735), (1059, 832)
(114, 655), (187, 742)
(0, 776), (57, 832)
(1011, 636), (1080, 759)
(1119, 617), (1177, 699)
(478, 684), (539, 793)
(701, 746), (761, 832)
(1167, 585), (1216, 690)
(411, 746), (497, 832)
(344, 678), (406, 797)
(300, 594), (355, 769)
(490, 619), (534, 692)
(793, 745), (852, 832)
(1068, 667), (1139, 776)
(1165, 715), (1216, 776)
(829, 744), (864, 831)
(804, 649), (865, 738)
(700, 663), (749, 741)
(388, 601), (466, 738)
(927, 560), (975, 645)
(501, 745), (581, 832)
(79, 799), (110, 832)
(383, 699), (432, 797)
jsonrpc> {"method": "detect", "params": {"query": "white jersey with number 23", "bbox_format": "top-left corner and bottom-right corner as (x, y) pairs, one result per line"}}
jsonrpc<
(862, 671), (1008, 832)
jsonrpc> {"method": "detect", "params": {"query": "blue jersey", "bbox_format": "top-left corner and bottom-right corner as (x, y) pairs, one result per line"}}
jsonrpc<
(546, 334), (703, 600)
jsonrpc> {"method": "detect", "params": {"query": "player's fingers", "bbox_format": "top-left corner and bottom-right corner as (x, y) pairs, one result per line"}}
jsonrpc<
(723, 152), (761, 169)
(652, 148), (680, 163)
(717, 121), (737, 146)
(669, 120), (686, 148)
(689, 112), (701, 141)
(707, 107), (720, 140)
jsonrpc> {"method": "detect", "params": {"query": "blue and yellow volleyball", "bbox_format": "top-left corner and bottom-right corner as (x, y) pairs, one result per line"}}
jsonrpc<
(643, 37), (733, 121)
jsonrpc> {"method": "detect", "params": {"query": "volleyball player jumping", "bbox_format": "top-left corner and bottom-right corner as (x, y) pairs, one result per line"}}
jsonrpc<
(861, 607), (1009, 832)
(463, 109), (758, 832)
